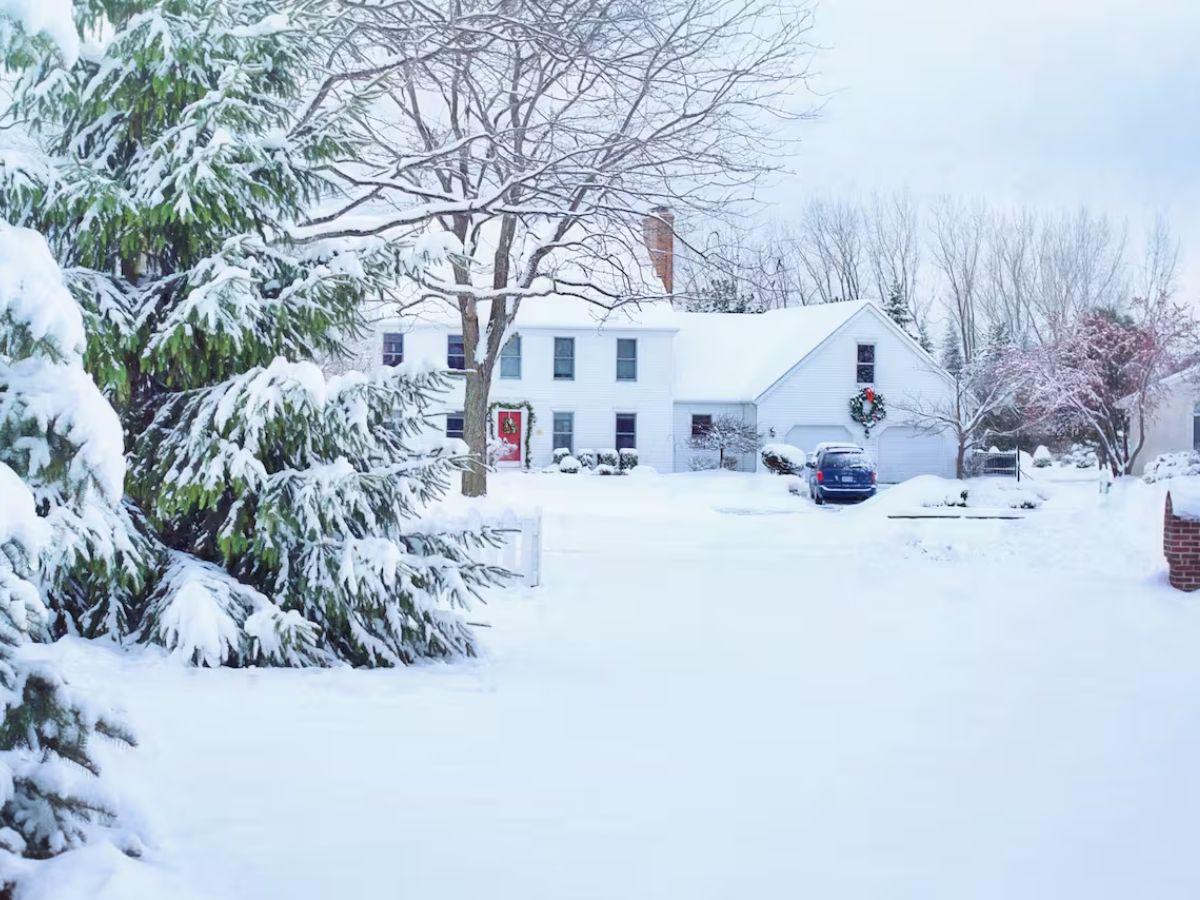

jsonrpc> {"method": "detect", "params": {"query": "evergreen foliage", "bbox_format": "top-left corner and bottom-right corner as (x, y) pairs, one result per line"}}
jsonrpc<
(0, 221), (136, 885)
(0, 0), (503, 666)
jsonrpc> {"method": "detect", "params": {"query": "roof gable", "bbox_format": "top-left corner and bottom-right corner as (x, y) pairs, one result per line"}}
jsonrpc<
(671, 301), (871, 402)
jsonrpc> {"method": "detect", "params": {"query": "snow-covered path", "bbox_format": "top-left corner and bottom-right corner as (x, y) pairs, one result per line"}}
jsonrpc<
(39, 472), (1200, 899)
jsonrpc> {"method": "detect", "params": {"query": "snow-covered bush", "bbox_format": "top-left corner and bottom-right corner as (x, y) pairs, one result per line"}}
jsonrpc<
(688, 455), (718, 471)
(619, 448), (639, 471)
(0, 223), (138, 887)
(594, 464), (619, 476)
(552, 447), (571, 464)
(1032, 445), (1053, 467)
(720, 454), (740, 471)
(1061, 443), (1099, 469)
(577, 449), (598, 469)
(596, 448), (619, 467)
(866, 475), (1050, 512)
(1144, 451), (1200, 483)
(0, 0), (504, 666)
(558, 456), (581, 474)
(761, 443), (807, 475)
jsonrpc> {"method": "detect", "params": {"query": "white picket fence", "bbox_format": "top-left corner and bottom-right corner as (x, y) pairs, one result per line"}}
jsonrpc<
(478, 509), (543, 587)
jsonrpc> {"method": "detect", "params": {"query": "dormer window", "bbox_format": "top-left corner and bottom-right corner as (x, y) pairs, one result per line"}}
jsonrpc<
(856, 344), (875, 384)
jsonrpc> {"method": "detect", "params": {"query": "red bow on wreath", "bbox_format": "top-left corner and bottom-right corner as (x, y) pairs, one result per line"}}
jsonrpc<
(865, 386), (875, 403)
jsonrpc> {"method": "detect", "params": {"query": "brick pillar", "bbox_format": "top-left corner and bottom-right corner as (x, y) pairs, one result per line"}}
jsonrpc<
(642, 206), (674, 294)
(1164, 492), (1200, 591)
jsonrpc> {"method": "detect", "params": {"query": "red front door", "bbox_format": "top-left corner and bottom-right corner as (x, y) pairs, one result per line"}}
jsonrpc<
(496, 410), (522, 463)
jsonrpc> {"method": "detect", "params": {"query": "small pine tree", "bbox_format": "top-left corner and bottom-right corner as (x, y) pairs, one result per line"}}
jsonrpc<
(0, 222), (136, 887)
(940, 322), (964, 375)
(2, 0), (503, 665)
(882, 282), (914, 333)
(687, 276), (764, 313)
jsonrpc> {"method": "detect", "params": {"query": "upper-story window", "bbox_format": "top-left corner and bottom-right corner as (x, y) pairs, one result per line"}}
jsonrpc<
(554, 337), (575, 380)
(446, 411), (465, 440)
(616, 338), (637, 381)
(382, 332), (404, 367)
(856, 343), (875, 384)
(691, 414), (712, 437)
(500, 335), (521, 379)
(447, 334), (466, 371)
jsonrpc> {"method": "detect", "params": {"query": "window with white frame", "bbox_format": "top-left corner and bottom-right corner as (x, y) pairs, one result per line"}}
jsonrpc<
(691, 414), (712, 437)
(447, 334), (466, 371)
(616, 338), (637, 381)
(500, 335), (521, 379)
(552, 412), (574, 453)
(554, 337), (575, 380)
(446, 411), (465, 440)
(856, 343), (875, 384)
(1193, 403), (1200, 450)
(382, 332), (404, 366)
(615, 413), (636, 450)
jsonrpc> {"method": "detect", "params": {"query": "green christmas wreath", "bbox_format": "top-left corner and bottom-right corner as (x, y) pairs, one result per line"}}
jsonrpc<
(849, 386), (886, 438)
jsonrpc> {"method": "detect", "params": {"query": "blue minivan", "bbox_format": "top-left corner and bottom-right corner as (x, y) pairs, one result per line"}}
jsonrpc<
(807, 446), (877, 504)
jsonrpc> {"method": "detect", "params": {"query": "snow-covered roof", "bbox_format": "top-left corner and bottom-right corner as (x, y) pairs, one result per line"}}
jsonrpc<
(390, 295), (680, 333)
(672, 301), (872, 402)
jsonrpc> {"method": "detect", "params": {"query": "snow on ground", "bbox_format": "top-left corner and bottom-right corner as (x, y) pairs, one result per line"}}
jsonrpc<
(29, 468), (1200, 899)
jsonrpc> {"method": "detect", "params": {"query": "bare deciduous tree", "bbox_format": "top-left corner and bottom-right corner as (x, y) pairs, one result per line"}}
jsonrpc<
(313, 0), (815, 495)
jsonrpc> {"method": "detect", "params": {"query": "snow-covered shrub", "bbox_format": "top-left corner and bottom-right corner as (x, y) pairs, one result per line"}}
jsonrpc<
(1032, 445), (1053, 467)
(594, 464), (619, 476)
(552, 447), (571, 464)
(689, 455), (718, 471)
(597, 448), (619, 467)
(0, 4), (505, 667)
(761, 443), (807, 475)
(1061, 443), (1099, 469)
(1144, 451), (1200, 483)
(558, 456), (581, 473)
(487, 435), (519, 466)
(866, 475), (1050, 512)
(619, 448), (639, 471)
(577, 449), (598, 469)
(721, 454), (740, 471)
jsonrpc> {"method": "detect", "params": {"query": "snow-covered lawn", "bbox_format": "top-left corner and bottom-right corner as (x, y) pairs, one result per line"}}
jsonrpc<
(32, 470), (1200, 899)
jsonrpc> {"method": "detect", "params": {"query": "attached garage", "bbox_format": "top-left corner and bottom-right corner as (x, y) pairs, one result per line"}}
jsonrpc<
(784, 425), (856, 455)
(876, 425), (953, 482)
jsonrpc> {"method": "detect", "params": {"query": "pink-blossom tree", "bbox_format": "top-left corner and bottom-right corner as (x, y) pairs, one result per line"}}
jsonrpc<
(1007, 296), (1197, 475)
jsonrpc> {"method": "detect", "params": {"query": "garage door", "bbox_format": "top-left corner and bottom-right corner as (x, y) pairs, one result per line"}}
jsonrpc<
(876, 425), (952, 482)
(784, 425), (856, 456)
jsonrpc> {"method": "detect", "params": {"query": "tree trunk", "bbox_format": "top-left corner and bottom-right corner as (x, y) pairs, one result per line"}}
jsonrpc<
(462, 368), (490, 497)
(955, 438), (967, 480)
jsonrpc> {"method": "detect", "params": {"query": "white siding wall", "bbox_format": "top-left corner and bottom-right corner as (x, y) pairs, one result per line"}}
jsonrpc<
(369, 321), (677, 472)
(671, 402), (757, 471)
(1133, 387), (1198, 474)
(755, 307), (957, 477)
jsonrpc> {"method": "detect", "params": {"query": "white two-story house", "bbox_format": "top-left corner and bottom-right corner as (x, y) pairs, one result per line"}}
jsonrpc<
(365, 296), (957, 481)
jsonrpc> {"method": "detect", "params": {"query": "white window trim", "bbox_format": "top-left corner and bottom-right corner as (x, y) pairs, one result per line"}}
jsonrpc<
(616, 337), (638, 382)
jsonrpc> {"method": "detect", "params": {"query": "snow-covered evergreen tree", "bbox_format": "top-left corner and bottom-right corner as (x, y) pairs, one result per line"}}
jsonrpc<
(940, 322), (964, 375)
(1, 0), (504, 665)
(0, 221), (137, 887)
(882, 282), (914, 332)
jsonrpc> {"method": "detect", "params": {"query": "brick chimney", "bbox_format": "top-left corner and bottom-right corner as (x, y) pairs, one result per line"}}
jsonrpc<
(642, 206), (675, 294)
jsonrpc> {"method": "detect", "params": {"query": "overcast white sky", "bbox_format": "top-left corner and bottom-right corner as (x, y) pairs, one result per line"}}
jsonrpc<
(768, 0), (1200, 298)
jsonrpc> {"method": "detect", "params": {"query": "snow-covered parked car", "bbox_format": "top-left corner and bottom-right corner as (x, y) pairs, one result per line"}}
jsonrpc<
(808, 445), (877, 505)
